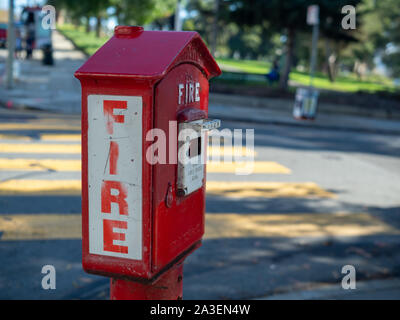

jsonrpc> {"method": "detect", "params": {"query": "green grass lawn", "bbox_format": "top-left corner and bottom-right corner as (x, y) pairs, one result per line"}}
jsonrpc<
(290, 71), (395, 93)
(58, 24), (109, 56)
(58, 24), (396, 94)
(217, 58), (271, 74)
(216, 57), (396, 93)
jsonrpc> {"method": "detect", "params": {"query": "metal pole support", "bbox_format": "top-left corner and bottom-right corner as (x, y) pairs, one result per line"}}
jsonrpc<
(110, 262), (184, 300)
(174, 0), (183, 31)
(309, 22), (319, 87)
(6, 0), (15, 89)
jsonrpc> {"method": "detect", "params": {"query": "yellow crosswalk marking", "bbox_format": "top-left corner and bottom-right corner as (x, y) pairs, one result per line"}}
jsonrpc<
(1, 213), (398, 241)
(206, 181), (335, 198)
(0, 143), (80, 154)
(0, 123), (80, 131)
(0, 134), (31, 141)
(0, 180), (81, 195)
(0, 142), (255, 159)
(207, 146), (257, 158)
(0, 134), (81, 141)
(205, 213), (400, 238)
(0, 180), (333, 197)
(40, 134), (81, 141)
(26, 118), (79, 124)
(207, 161), (291, 174)
(0, 214), (81, 240)
(0, 159), (287, 174)
(0, 159), (81, 171)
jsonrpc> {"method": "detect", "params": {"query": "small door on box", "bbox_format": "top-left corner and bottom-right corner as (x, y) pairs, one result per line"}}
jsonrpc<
(177, 119), (206, 197)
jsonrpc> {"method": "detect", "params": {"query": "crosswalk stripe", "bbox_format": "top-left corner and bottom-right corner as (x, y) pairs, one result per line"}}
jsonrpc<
(0, 134), (81, 141)
(40, 134), (81, 141)
(208, 146), (257, 158)
(0, 144), (254, 156)
(1, 212), (398, 241)
(204, 213), (400, 238)
(0, 179), (333, 198)
(0, 134), (32, 141)
(0, 180), (81, 195)
(0, 214), (81, 240)
(0, 123), (80, 131)
(207, 161), (291, 174)
(0, 159), (81, 171)
(0, 143), (81, 154)
(206, 181), (335, 198)
(0, 159), (288, 174)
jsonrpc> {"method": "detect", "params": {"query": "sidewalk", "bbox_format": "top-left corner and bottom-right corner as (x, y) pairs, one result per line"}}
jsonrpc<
(256, 278), (400, 300)
(0, 31), (85, 114)
(1, 31), (399, 135)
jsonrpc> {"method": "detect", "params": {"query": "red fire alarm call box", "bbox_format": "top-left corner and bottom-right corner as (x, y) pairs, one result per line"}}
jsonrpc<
(75, 26), (221, 282)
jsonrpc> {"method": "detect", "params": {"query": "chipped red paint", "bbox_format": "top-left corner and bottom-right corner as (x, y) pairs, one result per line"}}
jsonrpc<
(103, 100), (127, 134)
(110, 261), (184, 300)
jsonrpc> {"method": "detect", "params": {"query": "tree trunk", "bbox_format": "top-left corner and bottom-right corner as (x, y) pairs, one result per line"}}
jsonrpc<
(115, 6), (122, 25)
(325, 38), (336, 82)
(85, 16), (90, 33)
(96, 16), (102, 38)
(279, 27), (295, 91)
(72, 17), (80, 27)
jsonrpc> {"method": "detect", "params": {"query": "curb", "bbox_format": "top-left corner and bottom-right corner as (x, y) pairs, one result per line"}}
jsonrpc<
(0, 98), (51, 113)
(2, 99), (399, 136)
(210, 92), (400, 120)
(209, 112), (400, 136)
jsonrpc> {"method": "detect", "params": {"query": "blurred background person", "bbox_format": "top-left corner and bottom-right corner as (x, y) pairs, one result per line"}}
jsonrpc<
(24, 11), (35, 59)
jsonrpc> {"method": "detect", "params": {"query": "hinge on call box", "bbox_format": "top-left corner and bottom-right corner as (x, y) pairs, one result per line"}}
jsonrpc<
(201, 119), (221, 131)
(188, 119), (221, 131)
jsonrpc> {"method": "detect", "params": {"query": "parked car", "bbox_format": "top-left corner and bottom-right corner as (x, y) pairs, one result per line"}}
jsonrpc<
(0, 23), (23, 49)
(0, 23), (7, 48)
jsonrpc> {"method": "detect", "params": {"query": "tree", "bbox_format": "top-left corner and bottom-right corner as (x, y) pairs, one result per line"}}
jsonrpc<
(185, 0), (220, 49)
(227, 0), (362, 90)
(111, 0), (176, 26)
(374, 0), (400, 77)
(319, 14), (358, 82)
(336, 0), (400, 79)
(48, 0), (176, 36)
(47, 0), (110, 36)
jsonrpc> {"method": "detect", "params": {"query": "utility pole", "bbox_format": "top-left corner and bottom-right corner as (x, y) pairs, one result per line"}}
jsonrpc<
(309, 22), (319, 86)
(292, 4), (320, 120)
(6, 0), (15, 89)
(211, 0), (219, 56)
(307, 5), (319, 87)
(174, 0), (182, 31)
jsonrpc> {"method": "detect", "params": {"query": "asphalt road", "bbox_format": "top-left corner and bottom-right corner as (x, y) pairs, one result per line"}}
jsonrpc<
(0, 106), (400, 299)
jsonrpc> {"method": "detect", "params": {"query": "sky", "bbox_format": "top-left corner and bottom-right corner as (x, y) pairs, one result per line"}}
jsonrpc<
(0, 0), (45, 15)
